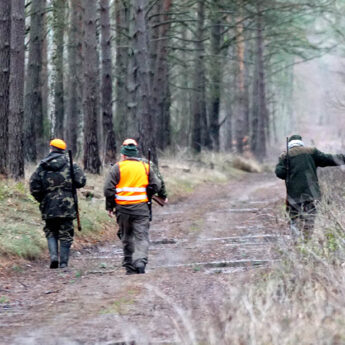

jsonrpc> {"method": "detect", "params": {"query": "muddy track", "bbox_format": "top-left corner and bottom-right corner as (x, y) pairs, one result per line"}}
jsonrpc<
(0, 173), (287, 345)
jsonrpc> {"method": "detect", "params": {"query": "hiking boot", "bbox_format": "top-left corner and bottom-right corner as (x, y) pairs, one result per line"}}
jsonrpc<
(60, 242), (71, 268)
(47, 237), (59, 269)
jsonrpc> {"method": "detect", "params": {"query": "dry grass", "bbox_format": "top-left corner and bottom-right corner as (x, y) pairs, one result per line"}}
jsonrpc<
(0, 152), (258, 265)
(144, 166), (345, 345)
(114, 166), (345, 344)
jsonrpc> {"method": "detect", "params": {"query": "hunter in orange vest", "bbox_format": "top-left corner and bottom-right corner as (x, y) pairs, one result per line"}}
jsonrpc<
(104, 139), (161, 275)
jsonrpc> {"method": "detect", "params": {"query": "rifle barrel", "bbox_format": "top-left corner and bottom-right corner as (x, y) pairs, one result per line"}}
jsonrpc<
(68, 150), (82, 231)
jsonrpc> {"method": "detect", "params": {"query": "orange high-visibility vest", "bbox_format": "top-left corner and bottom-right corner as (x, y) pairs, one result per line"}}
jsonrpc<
(115, 160), (149, 205)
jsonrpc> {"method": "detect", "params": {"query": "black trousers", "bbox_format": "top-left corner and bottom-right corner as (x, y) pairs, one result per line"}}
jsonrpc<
(287, 201), (317, 241)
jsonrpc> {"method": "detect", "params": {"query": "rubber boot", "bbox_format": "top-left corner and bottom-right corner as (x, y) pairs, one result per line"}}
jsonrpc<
(59, 242), (71, 268)
(47, 237), (59, 269)
(135, 262), (146, 274)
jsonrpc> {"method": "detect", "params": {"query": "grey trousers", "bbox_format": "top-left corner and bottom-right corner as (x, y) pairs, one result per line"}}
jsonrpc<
(116, 212), (150, 270)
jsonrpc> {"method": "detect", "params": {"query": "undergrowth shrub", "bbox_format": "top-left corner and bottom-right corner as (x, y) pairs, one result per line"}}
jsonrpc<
(124, 166), (345, 345)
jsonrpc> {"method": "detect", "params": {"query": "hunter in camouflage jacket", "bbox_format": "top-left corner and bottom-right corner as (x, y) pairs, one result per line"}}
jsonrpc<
(30, 151), (86, 220)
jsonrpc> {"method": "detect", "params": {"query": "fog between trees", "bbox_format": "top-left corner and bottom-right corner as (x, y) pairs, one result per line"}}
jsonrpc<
(1, 0), (345, 179)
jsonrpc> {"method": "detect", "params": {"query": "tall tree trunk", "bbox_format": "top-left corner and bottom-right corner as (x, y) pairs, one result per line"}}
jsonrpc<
(41, 8), (50, 153)
(24, 0), (45, 161)
(126, 1), (139, 139)
(234, 7), (246, 154)
(191, 0), (207, 152)
(0, 0), (11, 175)
(66, 0), (83, 156)
(209, 0), (222, 152)
(251, 5), (267, 161)
(115, 0), (129, 143)
(131, 0), (156, 162)
(8, 0), (25, 179)
(150, 0), (172, 151)
(100, 0), (116, 163)
(53, 0), (66, 138)
(83, 0), (101, 173)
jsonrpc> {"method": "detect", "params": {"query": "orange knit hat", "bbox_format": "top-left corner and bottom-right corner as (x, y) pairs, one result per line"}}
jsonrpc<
(50, 138), (67, 150)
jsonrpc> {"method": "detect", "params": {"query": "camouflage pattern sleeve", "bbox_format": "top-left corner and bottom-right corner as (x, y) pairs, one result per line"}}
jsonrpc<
(29, 166), (44, 202)
(72, 163), (86, 188)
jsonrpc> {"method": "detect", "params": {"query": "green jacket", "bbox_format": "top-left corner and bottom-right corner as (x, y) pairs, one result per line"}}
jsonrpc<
(275, 146), (345, 204)
(30, 151), (86, 220)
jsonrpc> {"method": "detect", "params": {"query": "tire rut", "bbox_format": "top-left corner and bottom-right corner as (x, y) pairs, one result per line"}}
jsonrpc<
(0, 172), (288, 345)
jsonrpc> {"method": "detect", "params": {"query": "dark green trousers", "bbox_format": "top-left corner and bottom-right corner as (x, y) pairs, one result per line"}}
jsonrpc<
(116, 212), (150, 271)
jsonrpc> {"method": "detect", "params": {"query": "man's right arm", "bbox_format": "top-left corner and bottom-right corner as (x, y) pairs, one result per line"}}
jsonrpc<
(29, 167), (44, 202)
(275, 153), (287, 180)
(103, 165), (119, 211)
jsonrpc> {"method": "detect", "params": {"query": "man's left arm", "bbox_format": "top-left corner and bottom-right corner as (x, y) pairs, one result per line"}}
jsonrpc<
(275, 154), (287, 180)
(151, 162), (167, 200)
(314, 149), (345, 167)
(29, 167), (44, 202)
(148, 168), (162, 195)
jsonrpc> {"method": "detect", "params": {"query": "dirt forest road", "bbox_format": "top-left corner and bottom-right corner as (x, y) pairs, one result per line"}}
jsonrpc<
(0, 172), (288, 345)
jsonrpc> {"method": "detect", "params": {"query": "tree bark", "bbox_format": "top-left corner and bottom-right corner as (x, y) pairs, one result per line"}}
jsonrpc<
(0, 0), (11, 175)
(234, 8), (246, 154)
(130, 0), (156, 162)
(53, 0), (66, 139)
(115, 0), (129, 143)
(126, 0), (139, 139)
(66, 0), (83, 157)
(150, 0), (172, 151)
(191, 0), (207, 153)
(209, 0), (222, 152)
(83, 0), (101, 173)
(100, 0), (116, 163)
(251, 5), (267, 161)
(24, 0), (45, 162)
(8, 0), (25, 179)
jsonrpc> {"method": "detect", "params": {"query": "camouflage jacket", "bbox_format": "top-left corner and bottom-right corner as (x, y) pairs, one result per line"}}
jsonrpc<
(275, 146), (345, 205)
(30, 151), (86, 220)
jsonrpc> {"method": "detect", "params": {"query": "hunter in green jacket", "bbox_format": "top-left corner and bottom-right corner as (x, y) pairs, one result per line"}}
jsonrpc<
(275, 134), (345, 240)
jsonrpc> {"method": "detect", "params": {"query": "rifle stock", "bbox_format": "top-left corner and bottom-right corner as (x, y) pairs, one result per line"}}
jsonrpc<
(68, 150), (82, 231)
(152, 195), (165, 207)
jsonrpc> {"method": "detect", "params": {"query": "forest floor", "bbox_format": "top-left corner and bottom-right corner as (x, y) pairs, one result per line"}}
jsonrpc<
(0, 172), (288, 345)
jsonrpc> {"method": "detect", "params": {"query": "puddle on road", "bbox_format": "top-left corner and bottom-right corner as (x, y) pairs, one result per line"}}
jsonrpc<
(153, 258), (276, 270)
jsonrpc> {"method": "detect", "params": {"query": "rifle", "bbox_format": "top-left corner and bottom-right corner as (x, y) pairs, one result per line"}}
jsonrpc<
(68, 150), (82, 231)
(285, 137), (290, 209)
(147, 149), (153, 222)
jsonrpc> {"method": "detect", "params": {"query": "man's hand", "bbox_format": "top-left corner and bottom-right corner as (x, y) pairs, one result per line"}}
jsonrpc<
(108, 210), (114, 218)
